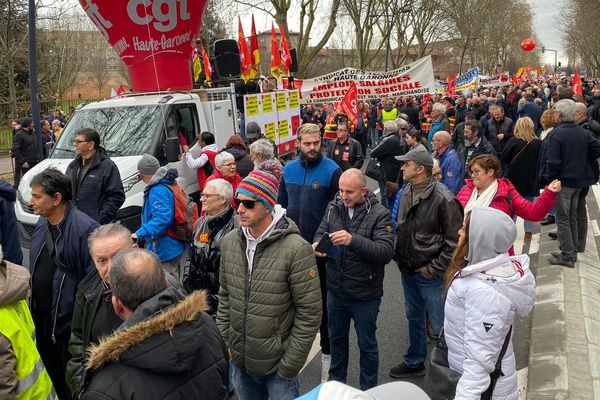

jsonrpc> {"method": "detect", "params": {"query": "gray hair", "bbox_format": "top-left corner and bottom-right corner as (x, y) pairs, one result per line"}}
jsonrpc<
(383, 120), (398, 134)
(110, 248), (167, 310)
(554, 99), (577, 122)
(88, 223), (133, 255)
(215, 151), (235, 168)
(205, 178), (233, 202)
(396, 118), (409, 129)
(489, 104), (504, 113)
(432, 102), (446, 114)
(249, 138), (274, 160)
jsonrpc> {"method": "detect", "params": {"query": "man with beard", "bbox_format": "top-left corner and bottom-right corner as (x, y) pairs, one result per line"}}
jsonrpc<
(278, 123), (341, 383)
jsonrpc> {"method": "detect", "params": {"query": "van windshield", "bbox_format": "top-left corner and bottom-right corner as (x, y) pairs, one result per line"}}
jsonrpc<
(52, 105), (163, 158)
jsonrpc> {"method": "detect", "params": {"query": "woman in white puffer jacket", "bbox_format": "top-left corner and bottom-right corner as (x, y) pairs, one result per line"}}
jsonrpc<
(443, 207), (536, 400)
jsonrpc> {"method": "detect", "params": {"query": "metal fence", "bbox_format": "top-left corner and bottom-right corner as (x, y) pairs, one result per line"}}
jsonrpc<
(0, 129), (11, 154)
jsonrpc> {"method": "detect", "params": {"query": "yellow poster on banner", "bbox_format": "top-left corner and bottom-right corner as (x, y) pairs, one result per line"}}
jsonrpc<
(279, 120), (289, 138)
(276, 92), (287, 111)
(262, 94), (273, 113)
(265, 122), (277, 140)
(245, 96), (259, 117)
(289, 91), (299, 109)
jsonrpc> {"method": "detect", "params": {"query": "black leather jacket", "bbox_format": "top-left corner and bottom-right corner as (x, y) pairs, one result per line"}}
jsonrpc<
(395, 177), (463, 280)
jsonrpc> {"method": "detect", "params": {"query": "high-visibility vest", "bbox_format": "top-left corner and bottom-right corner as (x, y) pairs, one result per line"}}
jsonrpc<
(381, 108), (398, 122)
(0, 300), (56, 400)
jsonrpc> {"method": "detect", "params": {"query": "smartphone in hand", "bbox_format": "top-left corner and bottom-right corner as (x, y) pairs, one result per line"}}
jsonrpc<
(315, 233), (334, 254)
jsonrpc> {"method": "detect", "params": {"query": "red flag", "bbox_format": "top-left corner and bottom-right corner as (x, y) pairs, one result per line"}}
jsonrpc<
(279, 22), (292, 75)
(250, 15), (260, 78)
(421, 93), (431, 114)
(116, 85), (125, 96)
(238, 17), (252, 80)
(446, 74), (456, 97)
(200, 38), (212, 82)
(336, 81), (358, 128)
(270, 23), (282, 80)
(573, 68), (583, 96)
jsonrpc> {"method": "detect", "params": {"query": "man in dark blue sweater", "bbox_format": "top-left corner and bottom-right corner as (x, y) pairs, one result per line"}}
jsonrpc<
(278, 122), (341, 383)
(542, 99), (600, 267)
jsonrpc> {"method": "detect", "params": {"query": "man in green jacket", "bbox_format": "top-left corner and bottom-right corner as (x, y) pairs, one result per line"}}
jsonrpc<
(217, 170), (322, 400)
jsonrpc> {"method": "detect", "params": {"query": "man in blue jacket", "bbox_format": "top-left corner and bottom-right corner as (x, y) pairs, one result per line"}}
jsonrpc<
(0, 179), (23, 264)
(431, 131), (463, 195)
(133, 154), (186, 280)
(28, 168), (98, 400)
(278, 122), (341, 383)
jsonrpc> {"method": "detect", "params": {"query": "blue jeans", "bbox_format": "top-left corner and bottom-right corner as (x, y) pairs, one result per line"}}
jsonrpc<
(401, 272), (445, 367)
(231, 362), (299, 400)
(378, 180), (392, 210)
(523, 196), (534, 233)
(327, 290), (381, 390)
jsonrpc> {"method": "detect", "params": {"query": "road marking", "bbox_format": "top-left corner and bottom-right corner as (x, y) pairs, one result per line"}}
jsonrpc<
(592, 219), (600, 237)
(374, 188), (380, 195)
(517, 367), (528, 400)
(529, 233), (540, 255)
(301, 334), (322, 373)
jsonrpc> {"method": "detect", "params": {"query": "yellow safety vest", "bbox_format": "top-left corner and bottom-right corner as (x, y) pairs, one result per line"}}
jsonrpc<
(0, 300), (56, 400)
(381, 108), (398, 122)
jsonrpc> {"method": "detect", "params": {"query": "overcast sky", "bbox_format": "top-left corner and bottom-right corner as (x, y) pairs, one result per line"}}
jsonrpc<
(527, 0), (567, 64)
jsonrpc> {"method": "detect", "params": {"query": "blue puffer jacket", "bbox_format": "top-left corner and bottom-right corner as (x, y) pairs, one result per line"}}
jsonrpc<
(437, 147), (463, 195)
(135, 167), (187, 263)
(0, 180), (23, 264)
(30, 205), (98, 337)
(278, 154), (341, 243)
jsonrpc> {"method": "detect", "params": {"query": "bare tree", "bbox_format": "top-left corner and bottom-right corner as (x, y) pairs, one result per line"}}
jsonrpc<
(561, 0), (600, 76)
(86, 32), (113, 97)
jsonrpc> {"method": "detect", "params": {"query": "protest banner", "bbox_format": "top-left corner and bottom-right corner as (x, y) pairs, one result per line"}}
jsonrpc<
(479, 73), (511, 88)
(283, 55), (436, 104)
(244, 89), (301, 155)
(455, 68), (479, 94)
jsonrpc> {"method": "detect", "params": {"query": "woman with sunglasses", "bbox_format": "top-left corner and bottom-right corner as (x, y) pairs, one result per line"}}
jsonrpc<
(443, 207), (535, 400)
(205, 151), (242, 209)
(456, 154), (560, 251)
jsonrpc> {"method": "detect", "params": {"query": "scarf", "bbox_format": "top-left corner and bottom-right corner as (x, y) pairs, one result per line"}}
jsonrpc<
(193, 206), (231, 249)
(464, 179), (498, 216)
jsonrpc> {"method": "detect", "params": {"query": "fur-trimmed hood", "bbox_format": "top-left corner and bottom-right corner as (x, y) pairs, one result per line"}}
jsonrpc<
(86, 289), (209, 372)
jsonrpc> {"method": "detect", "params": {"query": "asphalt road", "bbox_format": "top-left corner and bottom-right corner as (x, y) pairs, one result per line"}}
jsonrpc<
(297, 170), (534, 395)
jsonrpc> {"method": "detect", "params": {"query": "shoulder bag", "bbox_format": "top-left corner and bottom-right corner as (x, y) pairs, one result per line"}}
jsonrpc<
(365, 158), (382, 180)
(423, 325), (513, 400)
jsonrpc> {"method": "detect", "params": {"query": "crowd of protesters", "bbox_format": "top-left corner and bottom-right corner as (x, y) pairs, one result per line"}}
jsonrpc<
(1, 76), (600, 400)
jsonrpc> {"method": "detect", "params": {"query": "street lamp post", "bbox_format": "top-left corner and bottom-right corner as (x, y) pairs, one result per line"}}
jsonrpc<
(542, 46), (558, 72)
(458, 36), (478, 75)
(28, 0), (43, 160)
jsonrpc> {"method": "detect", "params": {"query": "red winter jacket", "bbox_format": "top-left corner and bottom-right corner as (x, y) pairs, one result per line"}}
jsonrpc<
(456, 178), (556, 222)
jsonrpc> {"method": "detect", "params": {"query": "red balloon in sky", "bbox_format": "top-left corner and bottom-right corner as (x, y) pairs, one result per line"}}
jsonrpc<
(520, 38), (536, 53)
(80, 0), (208, 92)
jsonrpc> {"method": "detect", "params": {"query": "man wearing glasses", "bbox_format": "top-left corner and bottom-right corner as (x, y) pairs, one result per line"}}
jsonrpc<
(326, 120), (364, 171)
(217, 170), (322, 400)
(66, 128), (125, 224)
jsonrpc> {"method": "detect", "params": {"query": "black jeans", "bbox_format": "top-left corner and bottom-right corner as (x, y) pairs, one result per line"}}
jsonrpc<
(36, 328), (72, 400)
(317, 257), (330, 355)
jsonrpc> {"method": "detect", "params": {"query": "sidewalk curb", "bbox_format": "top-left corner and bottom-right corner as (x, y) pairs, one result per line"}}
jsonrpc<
(527, 189), (600, 400)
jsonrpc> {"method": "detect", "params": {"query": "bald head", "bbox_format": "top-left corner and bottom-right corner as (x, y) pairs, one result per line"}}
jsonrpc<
(339, 168), (368, 208)
(575, 101), (588, 124)
(110, 248), (168, 312)
(340, 168), (367, 188)
(433, 131), (452, 146)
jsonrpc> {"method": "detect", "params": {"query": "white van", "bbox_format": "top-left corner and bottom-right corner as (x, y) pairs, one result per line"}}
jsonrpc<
(15, 87), (239, 247)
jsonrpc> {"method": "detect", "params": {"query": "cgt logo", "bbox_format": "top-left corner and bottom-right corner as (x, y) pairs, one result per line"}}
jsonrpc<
(127, 0), (190, 33)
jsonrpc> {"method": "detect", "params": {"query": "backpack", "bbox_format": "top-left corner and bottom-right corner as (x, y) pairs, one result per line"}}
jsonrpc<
(162, 183), (199, 242)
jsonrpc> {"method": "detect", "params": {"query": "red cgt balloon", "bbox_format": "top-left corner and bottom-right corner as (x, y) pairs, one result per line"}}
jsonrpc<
(80, 0), (208, 92)
(520, 38), (536, 52)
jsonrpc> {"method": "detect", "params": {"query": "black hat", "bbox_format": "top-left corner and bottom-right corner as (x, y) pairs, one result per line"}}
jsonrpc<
(20, 118), (33, 128)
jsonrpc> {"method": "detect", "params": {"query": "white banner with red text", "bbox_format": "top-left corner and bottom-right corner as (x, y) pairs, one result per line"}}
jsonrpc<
(282, 56), (436, 104)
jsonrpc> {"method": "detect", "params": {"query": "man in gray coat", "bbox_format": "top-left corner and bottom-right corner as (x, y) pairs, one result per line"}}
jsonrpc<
(313, 168), (395, 390)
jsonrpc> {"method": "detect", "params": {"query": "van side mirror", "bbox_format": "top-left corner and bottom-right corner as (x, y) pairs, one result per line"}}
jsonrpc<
(45, 141), (54, 153)
(165, 136), (180, 163)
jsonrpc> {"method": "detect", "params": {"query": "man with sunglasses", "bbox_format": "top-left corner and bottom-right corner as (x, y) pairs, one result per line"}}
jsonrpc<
(218, 170), (322, 400)
(278, 122), (342, 383)
(66, 128), (125, 224)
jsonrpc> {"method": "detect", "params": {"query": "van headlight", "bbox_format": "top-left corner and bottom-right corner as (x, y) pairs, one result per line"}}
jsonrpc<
(122, 173), (141, 193)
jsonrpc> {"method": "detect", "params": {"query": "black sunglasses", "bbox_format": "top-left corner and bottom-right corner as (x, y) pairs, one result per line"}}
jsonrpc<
(234, 197), (259, 209)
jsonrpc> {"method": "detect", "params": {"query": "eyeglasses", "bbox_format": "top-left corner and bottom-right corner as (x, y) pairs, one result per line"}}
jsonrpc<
(221, 162), (236, 168)
(234, 197), (259, 209)
(200, 193), (219, 199)
(470, 169), (484, 177)
(73, 139), (89, 144)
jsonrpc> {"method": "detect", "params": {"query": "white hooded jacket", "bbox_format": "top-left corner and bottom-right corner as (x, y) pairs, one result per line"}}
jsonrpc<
(444, 207), (536, 400)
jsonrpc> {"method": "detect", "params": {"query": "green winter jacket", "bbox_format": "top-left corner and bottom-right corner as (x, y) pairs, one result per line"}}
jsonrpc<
(217, 211), (322, 378)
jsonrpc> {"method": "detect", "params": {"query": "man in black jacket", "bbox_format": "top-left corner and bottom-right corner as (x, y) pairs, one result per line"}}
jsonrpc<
(370, 120), (407, 210)
(11, 117), (40, 187)
(66, 224), (135, 397)
(326, 121), (364, 171)
(456, 120), (496, 179)
(28, 168), (99, 400)
(66, 128), (125, 224)
(81, 248), (228, 400)
(389, 146), (462, 379)
(543, 99), (600, 268)
(313, 169), (394, 390)
(486, 104), (515, 154)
